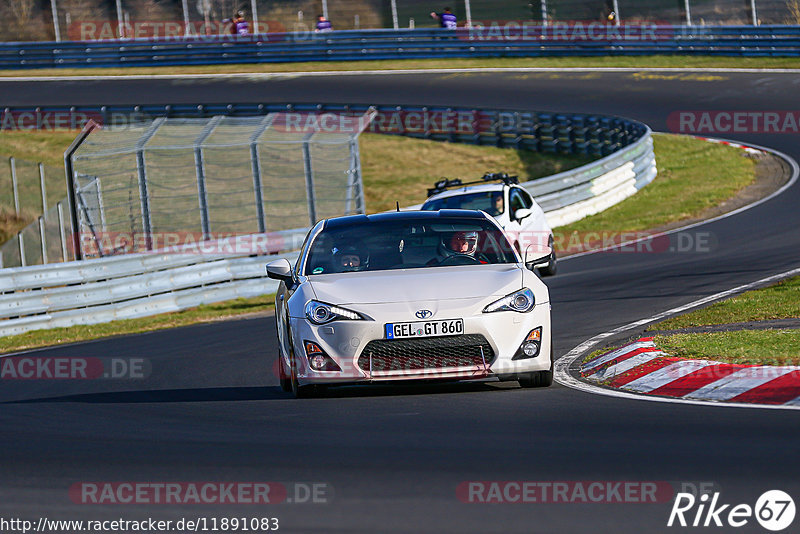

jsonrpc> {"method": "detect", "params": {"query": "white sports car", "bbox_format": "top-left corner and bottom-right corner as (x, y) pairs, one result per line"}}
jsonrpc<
(421, 173), (557, 276)
(267, 210), (553, 398)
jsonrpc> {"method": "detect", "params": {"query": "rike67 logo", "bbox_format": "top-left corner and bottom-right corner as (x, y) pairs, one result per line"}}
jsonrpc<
(668, 490), (795, 531)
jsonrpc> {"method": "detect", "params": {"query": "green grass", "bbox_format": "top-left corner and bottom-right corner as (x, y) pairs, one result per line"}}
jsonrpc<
(0, 131), (78, 238)
(584, 275), (800, 367)
(0, 295), (275, 354)
(652, 275), (800, 329)
(1, 56), (799, 77)
(653, 331), (800, 366)
(360, 133), (593, 213)
(554, 134), (756, 247)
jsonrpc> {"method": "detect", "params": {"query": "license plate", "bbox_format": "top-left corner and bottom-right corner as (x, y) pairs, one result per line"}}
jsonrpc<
(385, 319), (464, 339)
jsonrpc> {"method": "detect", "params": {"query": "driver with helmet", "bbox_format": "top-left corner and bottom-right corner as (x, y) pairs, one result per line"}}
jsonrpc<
(428, 230), (484, 265)
(448, 231), (478, 255)
(332, 244), (369, 272)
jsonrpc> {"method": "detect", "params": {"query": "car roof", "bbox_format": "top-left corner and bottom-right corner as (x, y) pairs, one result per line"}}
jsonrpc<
(425, 183), (509, 202)
(324, 209), (490, 229)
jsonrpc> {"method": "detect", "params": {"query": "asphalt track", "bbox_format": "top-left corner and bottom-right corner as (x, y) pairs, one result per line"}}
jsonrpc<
(1, 69), (800, 533)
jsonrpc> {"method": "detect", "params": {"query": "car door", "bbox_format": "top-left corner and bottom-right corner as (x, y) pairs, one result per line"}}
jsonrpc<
(511, 187), (550, 252)
(500, 188), (525, 251)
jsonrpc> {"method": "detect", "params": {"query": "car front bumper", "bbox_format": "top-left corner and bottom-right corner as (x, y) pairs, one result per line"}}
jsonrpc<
(286, 302), (552, 386)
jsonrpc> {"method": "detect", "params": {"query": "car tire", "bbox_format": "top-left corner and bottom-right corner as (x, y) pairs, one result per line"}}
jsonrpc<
(289, 352), (324, 398)
(538, 235), (558, 277)
(517, 345), (554, 388)
(278, 354), (292, 392)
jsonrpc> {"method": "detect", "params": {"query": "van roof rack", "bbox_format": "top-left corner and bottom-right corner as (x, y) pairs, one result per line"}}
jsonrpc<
(427, 172), (518, 197)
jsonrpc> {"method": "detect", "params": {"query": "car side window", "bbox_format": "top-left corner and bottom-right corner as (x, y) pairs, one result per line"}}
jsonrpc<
(516, 188), (534, 209)
(509, 189), (526, 213)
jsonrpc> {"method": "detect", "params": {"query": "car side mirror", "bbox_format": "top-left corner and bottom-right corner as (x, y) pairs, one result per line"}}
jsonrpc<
(266, 258), (293, 282)
(514, 208), (532, 221)
(523, 245), (551, 270)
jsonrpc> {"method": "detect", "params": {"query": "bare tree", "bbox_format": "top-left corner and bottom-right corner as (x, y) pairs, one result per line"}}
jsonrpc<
(1, 0), (49, 40)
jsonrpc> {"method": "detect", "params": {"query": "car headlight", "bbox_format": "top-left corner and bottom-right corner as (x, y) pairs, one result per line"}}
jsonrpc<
(483, 288), (535, 313)
(305, 300), (363, 325)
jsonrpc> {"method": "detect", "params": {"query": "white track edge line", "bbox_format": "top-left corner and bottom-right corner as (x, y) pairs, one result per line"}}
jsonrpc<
(3, 66), (800, 82)
(554, 265), (800, 411)
(560, 137), (800, 261)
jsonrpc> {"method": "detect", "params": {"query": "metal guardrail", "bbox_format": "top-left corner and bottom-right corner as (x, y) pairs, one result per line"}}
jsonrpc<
(0, 102), (655, 337)
(0, 25), (799, 69)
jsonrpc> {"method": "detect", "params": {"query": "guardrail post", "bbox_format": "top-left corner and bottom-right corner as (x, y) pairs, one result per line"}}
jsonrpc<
(249, 114), (275, 234)
(302, 132), (317, 226)
(9, 157), (19, 215)
(135, 117), (164, 251)
(39, 216), (48, 264)
(194, 116), (222, 241)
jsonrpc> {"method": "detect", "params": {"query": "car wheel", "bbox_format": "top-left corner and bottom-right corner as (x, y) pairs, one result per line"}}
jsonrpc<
(538, 235), (557, 277)
(289, 352), (323, 398)
(278, 354), (292, 392)
(517, 345), (553, 388)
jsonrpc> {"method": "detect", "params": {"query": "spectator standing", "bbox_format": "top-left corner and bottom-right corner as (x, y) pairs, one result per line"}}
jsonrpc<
(224, 11), (249, 36)
(316, 15), (333, 33)
(430, 7), (457, 29)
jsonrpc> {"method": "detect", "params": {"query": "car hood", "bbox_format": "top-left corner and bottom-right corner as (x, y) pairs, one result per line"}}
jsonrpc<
(308, 264), (524, 305)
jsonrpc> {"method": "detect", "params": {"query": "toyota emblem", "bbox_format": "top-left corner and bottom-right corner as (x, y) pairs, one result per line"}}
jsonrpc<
(415, 310), (433, 319)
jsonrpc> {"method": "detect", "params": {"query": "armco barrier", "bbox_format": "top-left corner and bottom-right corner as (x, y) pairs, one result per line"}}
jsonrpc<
(0, 250), (297, 337)
(0, 102), (655, 336)
(0, 25), (799, 69)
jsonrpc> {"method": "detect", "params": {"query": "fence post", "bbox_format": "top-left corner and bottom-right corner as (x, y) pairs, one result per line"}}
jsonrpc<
(348, 138), (366, 215)
(135, 117), (164, 251)
(57, 201), (68, 262)
(18, 233), (25, 267)
(39, 162), (48, 218)
(302, 132), (317, 227)
(684, 0), (692, 25)
(9, 157), (19, 215)
(64, 119), (101, 262)
(612, 0), (620, 25)
(750, 0), (758, 25)
(194, 116), (222, 241)
(390, 0), (399, 30)
(540, 0), (548, 26)
(249, 114), (275, 234)
(39, 216), (48, 264)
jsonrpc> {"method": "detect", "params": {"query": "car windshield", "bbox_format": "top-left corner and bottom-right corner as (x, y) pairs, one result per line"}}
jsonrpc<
(422, 192), (504, 216)
(304, 217), (517, 275)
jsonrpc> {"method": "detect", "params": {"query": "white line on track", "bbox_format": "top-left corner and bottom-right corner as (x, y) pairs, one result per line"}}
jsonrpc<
(554, 265), (800, 410)
(553, 127), (800, 411)
(3, 66), (800, 82)
(560, 139), (800, 261)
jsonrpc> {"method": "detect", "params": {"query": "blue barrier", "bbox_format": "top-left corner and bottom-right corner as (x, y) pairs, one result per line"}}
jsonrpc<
(0, 25), (799, 69)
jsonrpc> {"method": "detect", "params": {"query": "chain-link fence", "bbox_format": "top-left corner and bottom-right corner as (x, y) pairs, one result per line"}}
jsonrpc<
(64, 111), (373, 261)
(8, 0), (798, 42)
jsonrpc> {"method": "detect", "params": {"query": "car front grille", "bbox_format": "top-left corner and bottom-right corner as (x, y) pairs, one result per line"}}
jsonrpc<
(357, 334), (495, 373)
